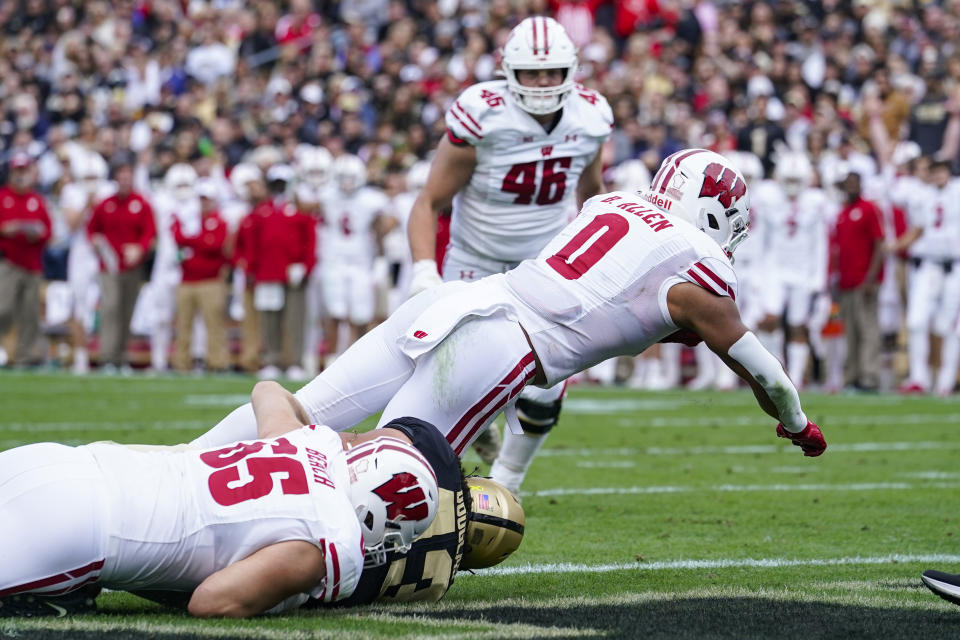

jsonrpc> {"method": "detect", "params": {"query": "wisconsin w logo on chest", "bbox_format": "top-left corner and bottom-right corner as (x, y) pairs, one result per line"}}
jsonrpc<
(373, 472), (430, 520)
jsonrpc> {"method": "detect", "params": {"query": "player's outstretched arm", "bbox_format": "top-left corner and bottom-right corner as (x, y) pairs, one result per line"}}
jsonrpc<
(252, 381), (311, 440)
(188, 540), (325, 618)
(407, 136), (476, 294)
(667, 283), (826, 457)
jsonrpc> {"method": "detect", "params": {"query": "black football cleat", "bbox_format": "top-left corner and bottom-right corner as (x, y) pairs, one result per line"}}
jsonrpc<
(921, 570), (960, 606)
(0, 584), (100, 618)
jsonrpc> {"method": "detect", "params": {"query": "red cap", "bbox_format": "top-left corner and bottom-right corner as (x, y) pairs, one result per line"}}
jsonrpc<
(9, 152), (32, 169)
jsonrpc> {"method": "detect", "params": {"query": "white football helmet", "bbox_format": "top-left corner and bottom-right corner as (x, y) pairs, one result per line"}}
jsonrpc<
(75, 151), (108, 195)
(500, 16), (578, 115)
(297, 146), (334, 189)
(406, 160), (431, 193)
(333, 154), (367, 193)
(229, 162), (263, 202)
(773, 151), (813, 198)
(346, 436), (439, 568)
(646, 149), (751, 258)
(611, 159), (652, 193)
(164, 163), (198, 202)
(891, 140), (921, 168)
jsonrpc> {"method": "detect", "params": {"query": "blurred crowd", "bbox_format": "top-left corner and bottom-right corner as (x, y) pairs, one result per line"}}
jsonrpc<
(2, 0), (960, 392)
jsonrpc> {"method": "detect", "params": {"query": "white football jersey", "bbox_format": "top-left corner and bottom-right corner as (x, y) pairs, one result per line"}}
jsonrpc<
(445, 80), (613, 262)
(320, 186), (389, 267)
(85, 425), (362, 608)
(907, 180), (960, 261)
(151, 191), (202, 284)
(754, 185), (831, 289)
(501, 191), (737, 385)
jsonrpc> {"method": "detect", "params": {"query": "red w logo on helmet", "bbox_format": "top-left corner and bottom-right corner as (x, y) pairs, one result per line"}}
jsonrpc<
(372, 472), (429, 520)
(699, 163), (746, 208)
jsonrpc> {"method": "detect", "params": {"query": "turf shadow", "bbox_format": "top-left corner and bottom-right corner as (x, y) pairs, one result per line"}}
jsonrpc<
(403, 596), (960, 639)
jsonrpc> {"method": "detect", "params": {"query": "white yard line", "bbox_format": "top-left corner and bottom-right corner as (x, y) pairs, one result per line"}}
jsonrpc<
(463, 553), (960, 578)
(613, 412), (960, 428)
(526, 481), (960, 497)
(184, 394), (251, 406)
(0, 421), (210, 432)
(538, 441), (960, 458)
(2, 612), (598, 640)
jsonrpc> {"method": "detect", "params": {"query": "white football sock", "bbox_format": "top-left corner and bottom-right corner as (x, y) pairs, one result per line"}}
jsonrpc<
(936, 335), (960, 394)
(786, 342), (809, 387)
(825, 337), (845, 390)
(490, 428), (549, 496)
(660, 342), (681, 387)
(151, 323), (171, 371)
(908, 329), (931, 387)
(190, 402), (257, 448)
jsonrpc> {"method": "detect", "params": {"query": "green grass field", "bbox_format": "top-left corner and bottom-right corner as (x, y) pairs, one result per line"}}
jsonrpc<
(2, 371), (960, 639)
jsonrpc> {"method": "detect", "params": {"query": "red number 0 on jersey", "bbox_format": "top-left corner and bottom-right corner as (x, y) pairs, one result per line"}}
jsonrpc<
(546, 213), (629, 280)
(501, 158), (573, 205)
(200, 437), (309, 506)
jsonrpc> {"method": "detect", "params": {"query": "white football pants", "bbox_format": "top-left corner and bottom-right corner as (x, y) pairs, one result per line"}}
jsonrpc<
(196, 285), (537, 456)
(0, 444), (108, 598)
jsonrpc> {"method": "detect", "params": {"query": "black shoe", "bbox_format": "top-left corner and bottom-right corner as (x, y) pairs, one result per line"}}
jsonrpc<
(0, 584), (100, 618)
(922, 570), (960, 606)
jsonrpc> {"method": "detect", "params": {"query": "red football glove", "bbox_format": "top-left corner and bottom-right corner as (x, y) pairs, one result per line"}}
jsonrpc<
(776, 420), (826, 457)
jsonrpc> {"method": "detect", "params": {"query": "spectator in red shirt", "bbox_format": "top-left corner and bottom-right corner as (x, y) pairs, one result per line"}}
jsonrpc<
(172, 180), (230, 372)
(87, 156), (157, 370)
(232, 169), (271, 373)
(832, 171), (885, 391)
(0, 152), (52, 365)
(250, 166), (316, 380)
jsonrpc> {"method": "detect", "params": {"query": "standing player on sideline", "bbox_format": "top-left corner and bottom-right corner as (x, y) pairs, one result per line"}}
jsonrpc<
(193, 150), (827, 498)
(897, 160), (960, 393)
(406, 16), (610, 491)
(752, 151), (831, 387)
(319, 154), (394, 367)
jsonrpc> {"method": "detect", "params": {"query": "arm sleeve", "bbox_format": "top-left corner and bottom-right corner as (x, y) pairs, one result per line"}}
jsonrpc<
(728, 331), (808, 432)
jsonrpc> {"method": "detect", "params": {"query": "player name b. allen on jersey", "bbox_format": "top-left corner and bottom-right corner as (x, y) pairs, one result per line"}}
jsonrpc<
(598, 194), (674, 232)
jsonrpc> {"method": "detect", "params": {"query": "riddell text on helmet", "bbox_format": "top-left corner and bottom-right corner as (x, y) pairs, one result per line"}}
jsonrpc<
(599, 195), (674, 232)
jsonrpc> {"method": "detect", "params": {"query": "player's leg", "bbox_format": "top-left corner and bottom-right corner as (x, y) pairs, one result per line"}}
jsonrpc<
(785, 286), (813, 387)
(283, 283), (307, 377)
(686, 342), (718, 390)
(303, 271), (324, 376)
(347, 264), (376, 350)
(192, 285), (447, 448)
(904, 261), (940, 391)
(0, 444), (107, 612)
(172, 284), (194, 372)
(490, 380), (564, 495)
(756, 277), (786, 365)
(439, 250), (505, 460)
(320, 266), (348, 365)
(934, 266), (960, 394)
(376, 314), (537, 457)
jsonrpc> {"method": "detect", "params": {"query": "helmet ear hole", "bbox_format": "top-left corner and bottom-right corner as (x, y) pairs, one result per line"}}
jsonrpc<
(706, 214), (720, 230)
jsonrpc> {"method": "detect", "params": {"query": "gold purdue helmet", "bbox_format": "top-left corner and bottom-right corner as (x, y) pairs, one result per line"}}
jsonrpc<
(462, 477), (525, 569)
